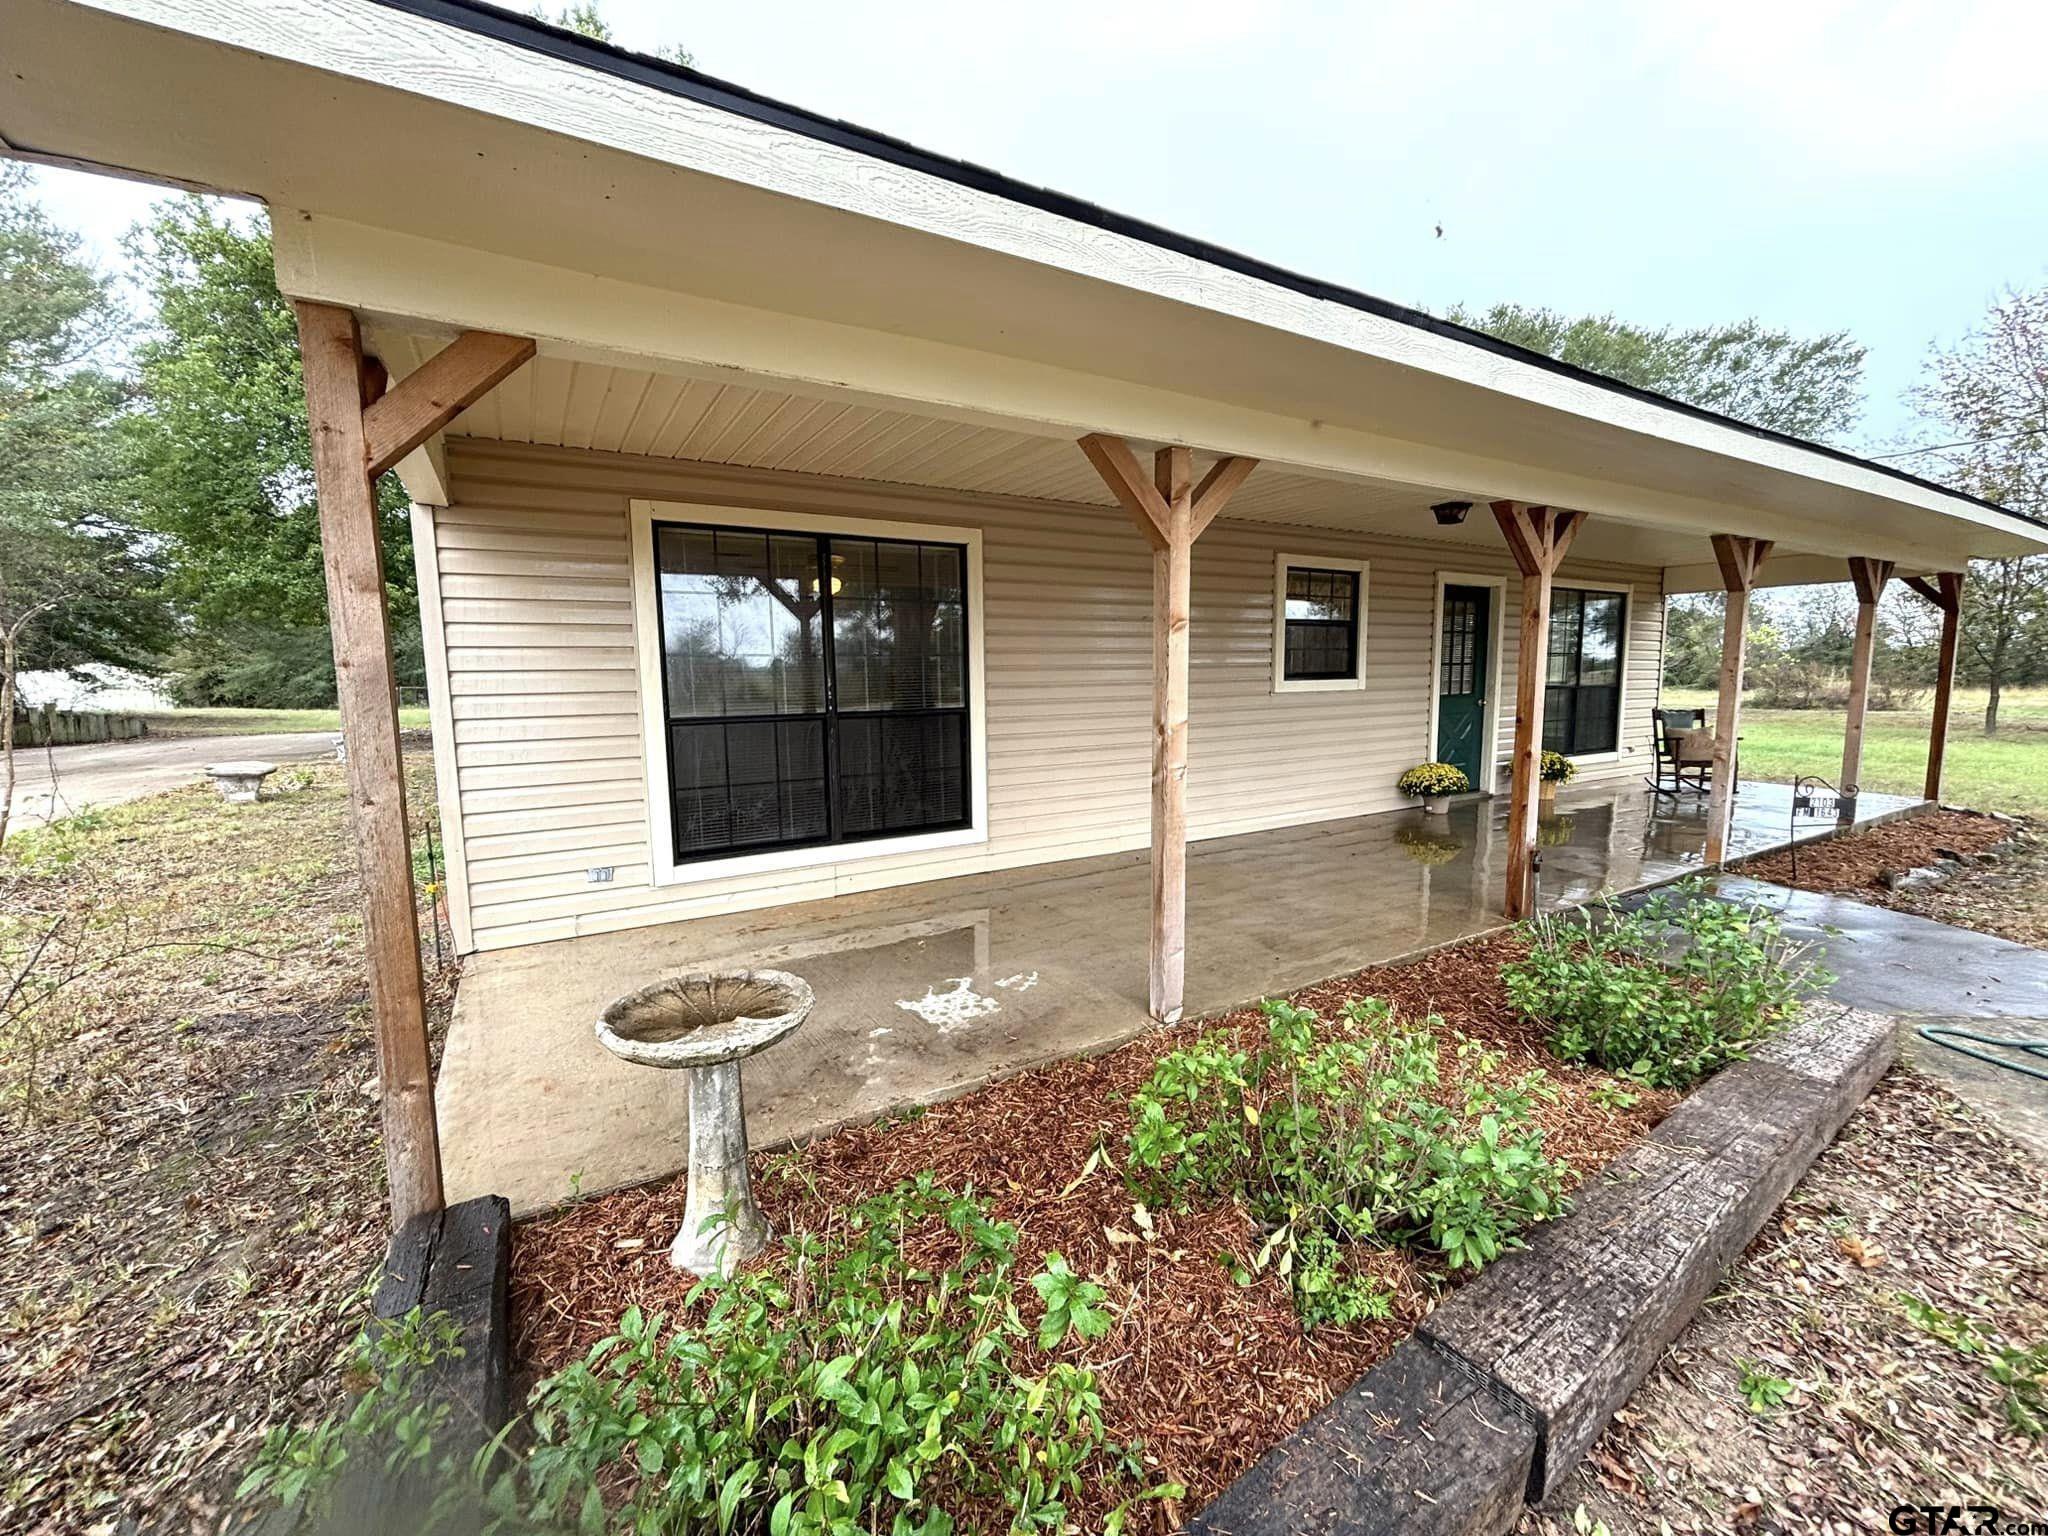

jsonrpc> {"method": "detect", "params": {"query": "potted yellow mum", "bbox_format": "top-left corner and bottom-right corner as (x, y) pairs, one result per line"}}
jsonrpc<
(1397, 761), (1470, 815)
(1539, 750), (1576, 807)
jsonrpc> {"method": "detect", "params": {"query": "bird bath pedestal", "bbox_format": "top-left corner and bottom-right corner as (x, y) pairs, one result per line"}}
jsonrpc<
(594, 969), (814, 1277)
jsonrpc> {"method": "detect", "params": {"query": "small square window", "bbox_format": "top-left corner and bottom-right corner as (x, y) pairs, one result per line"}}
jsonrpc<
(1274, 557), (1367, 691)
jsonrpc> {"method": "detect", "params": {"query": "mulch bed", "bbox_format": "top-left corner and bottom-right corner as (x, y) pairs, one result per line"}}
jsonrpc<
(511, 929), (1673, 1528)
(1741, 809), (2015, 896)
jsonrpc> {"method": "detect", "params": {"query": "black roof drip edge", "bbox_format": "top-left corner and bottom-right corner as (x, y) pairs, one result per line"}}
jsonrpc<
(364, 0), (2035, 533)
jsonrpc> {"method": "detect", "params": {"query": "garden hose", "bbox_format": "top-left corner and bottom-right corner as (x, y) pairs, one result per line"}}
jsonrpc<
(1915, 1023), (2048, 1084)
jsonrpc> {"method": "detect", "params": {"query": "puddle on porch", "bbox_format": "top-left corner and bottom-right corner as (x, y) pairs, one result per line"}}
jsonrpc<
(437, 780), (1922, 1213)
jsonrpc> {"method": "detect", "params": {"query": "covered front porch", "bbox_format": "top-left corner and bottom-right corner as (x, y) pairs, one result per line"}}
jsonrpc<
(439, 778), (1923, 1213)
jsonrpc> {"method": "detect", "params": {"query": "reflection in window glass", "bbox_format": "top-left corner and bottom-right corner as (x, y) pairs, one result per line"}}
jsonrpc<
(654, 521), (971, 862)
(1542, 588), (1626, 756)
(1281, 565), (1361, 681)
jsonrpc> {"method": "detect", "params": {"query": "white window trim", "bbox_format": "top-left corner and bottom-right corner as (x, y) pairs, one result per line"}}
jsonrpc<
(628, 498), (989, 889)
(1424, 571), (1507, 791)
(1546, 577), (1634, 765)
(1272, 552), (1370, 694)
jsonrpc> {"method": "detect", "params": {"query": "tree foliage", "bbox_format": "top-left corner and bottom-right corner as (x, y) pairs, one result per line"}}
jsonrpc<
(1446, 302), (1866, 444)
(123, 200), (420, 706)
(1901, 282), (2048, 732)
(0, 163), (170, 682)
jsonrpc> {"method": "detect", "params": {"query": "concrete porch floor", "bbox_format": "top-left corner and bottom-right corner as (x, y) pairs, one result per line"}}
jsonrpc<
(438, 780), (1925, 1213)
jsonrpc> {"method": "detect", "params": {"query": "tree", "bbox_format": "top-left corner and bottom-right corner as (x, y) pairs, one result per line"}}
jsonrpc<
(0, 164), (170, 842)
(1444, 303), (1867, 444)
(1902, 283), (2048, 732)
(123, 199), (422, 706)
(1662, 595), (1723, 689)
(541, 2), (694, 64)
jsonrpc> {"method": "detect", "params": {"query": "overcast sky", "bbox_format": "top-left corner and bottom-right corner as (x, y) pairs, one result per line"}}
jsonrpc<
(28, 0), (2048, 450)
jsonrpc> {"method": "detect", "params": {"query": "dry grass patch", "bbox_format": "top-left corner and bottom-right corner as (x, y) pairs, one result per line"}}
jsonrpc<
(0, 757), (450, 1536)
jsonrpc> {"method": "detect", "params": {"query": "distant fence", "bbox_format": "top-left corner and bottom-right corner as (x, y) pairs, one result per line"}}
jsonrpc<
(10, 705), (149, 747)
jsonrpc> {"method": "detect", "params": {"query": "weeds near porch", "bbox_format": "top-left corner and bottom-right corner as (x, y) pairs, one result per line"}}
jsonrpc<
(1503, 880), (1830, 1089)
(1126, 998), (1569, 1325)
(1900, 1292), (2048, 1437)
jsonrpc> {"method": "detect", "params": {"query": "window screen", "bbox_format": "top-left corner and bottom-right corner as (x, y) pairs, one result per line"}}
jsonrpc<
(1542, 588), (1626, 756)
(1282, 566), (1361, 681)
(655, 521), (970, 862)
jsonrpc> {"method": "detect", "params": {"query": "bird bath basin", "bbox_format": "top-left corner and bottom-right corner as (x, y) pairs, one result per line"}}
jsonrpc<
(594, 969), (814, 1276)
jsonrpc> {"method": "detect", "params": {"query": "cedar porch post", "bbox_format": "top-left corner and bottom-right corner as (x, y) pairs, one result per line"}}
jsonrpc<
(1492, 502), (1586, 920)
(1079, 434), (1257, 1022)
(1703, 534), (1771, 865)
(294, 301), (534, 1228)
(1904, 571), (1965, 803)
(1839, 556), (1896, 819)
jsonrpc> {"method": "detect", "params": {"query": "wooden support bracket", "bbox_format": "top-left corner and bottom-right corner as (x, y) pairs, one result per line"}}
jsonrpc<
(1491, 502), (1589, 920)
(1078, 434), (1257, 1022)
(293, 300), (534, 1230)
(1703, 534), (1772, 865)
(1840, 556), (1897, 815)
(1903, 570), (1966, 801)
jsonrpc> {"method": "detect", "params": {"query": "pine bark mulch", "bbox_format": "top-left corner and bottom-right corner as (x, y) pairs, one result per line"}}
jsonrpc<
(510, 929), (1671, 1527)
(1741, 808), (2015, 897)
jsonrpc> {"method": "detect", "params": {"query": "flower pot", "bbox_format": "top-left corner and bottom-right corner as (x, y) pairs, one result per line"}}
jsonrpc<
(1539, 780), (1559, 807)
(1422, 795), (1449, 816)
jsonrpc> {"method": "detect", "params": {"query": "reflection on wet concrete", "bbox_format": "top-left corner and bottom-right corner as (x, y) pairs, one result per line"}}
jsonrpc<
(440, 780), (1925, 1212)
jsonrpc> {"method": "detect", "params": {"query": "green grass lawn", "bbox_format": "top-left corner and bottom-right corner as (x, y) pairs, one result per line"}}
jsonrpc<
(1661, 684), (2048, 817)
(138, 705), (432, 737)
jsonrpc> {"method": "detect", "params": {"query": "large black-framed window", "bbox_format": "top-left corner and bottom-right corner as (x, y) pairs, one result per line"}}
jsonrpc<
(1281, 564), (1362, 681)
(654, 520), (970, 862)
(1543, 587), (1626, 757)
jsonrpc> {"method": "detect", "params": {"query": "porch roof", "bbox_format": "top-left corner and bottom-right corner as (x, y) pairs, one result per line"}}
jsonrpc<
(6, 0), (2046, 586)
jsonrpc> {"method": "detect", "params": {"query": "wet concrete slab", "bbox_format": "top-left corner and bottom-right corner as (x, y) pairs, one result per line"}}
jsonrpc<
(1704, 878), (2048, 1158)
(438, 782), (1925, 1213)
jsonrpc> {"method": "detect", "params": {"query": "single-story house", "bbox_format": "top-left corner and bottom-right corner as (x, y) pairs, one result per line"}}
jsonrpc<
(8, 0), (2045, 1221)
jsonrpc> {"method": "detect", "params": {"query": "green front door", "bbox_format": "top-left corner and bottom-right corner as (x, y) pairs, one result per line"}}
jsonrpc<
(1436, 584), (1491, 785)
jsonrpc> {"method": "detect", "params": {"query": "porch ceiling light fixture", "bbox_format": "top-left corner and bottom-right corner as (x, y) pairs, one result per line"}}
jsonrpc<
(594, 968), (815, 1276)
(1430, 500), (1474, 526)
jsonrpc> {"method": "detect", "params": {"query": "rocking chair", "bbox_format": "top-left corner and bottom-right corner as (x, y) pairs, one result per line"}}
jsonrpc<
(1649, 707), (1717, 796)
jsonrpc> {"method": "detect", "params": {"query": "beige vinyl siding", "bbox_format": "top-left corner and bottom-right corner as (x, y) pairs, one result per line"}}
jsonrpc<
(425, 440), (1666, 952)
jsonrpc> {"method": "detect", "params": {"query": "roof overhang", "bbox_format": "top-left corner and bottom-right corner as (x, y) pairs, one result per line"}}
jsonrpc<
(6, 0), (2043, 587)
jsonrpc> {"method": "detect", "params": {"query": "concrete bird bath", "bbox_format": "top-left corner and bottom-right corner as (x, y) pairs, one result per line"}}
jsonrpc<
(593, 968), (814, 1276)
(205, 760), (278, 804)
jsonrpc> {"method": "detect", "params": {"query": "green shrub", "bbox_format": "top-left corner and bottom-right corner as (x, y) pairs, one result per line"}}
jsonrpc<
(498, 1178), (1159, 1534)
(1126, 998), (1569, 1324)
(1502, 881), (1830, 1089)
(245, 1181), (1171, 1535)
(1539, 750), (1576, 784)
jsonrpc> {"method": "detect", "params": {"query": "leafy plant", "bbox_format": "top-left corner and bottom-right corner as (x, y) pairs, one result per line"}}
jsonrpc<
(239, 1308), (466, 1513)
(1737, 1361), (1793, 1413)
(1901, 1292), (2047, 1437)
(1127, 997), (1569, 1325)
(1032, 1252), (1112, 1349)
(1396, 762), (1471, 799)
(497, 1178), (1155, 1533)
(1503, 881), (1831, 1089)
(1539, 750), (1577, 784)
(243, 1182), (1168, 1533)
